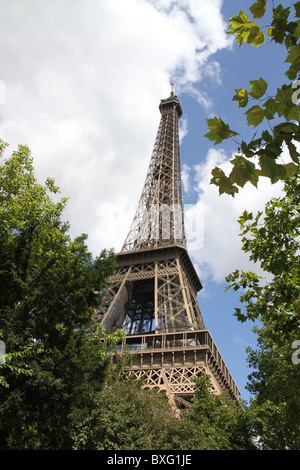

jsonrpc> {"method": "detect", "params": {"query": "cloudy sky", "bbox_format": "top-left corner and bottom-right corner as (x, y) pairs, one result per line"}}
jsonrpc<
(0, 0), (236, 255)
(0, 0), (293, 399)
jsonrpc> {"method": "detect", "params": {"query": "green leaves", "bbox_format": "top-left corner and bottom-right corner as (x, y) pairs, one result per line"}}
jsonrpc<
(224, 176), (300, 449)
(210, 154), (260, 196)
(229, 155), (259, 188)
(205, 69), (299, 194)
(235, 78), (268, 127)
(233, 78), (267, 110)
(250, 0), (267, 19)
(286, 140), (299, 164)
(233, 88), (248, 108)
(270, 5), (292, 43)
(275, 85), (300, 120)
(0, 139), (123, 449)
(203, 2), (300, 447)
(228, 10), (265, 47)
(205, 31), (300, 196)
(226, 175), (300, 344)
(191, 372), (255, 450)
(285, 44), (300, 80)
(295, 1), (300, 18)
(0, 344), (33, 388)
(210, 167), (239, 196)
(249, 77), (268, 98)
(205, 117), (238, 145)
(0, 139), (118, 369)
(246, 105), (265, 127)
(258, 154), (285, 184)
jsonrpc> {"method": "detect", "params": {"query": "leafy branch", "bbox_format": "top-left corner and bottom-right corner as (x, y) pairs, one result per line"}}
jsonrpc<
(205, 1), (300, 196)
(0, 333), (33, 388)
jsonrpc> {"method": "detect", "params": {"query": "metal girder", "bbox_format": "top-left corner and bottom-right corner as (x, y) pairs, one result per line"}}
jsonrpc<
(99, 93), (204, 335)
(99, 255), (205, 335)
(121, 94), (185, 253)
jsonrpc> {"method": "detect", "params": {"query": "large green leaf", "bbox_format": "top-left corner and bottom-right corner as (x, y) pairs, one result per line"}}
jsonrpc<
(259, 154), (286, 183)
(286, 140), (299, 163)
(233, 88), (249, 108)
(210, 167), (239, 196)
(273, 121), (299, 138)
(205, 117), (238, 145)
(229, 155), (258, 188)
(276, 86), (296, 118)
(228, 11), (265, 47)
(250, 0), (267, 19)
(249, 77), (268, 99)
(246, 105), (265, 127)
(295, 1), (300, 18)
(244, 24), (266, 46)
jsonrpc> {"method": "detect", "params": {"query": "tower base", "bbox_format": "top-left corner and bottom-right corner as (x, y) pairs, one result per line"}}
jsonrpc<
(113, 330), (240, 409)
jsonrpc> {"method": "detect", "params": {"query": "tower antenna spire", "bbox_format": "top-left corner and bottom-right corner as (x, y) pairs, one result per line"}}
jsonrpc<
(171, 83), (175, 96)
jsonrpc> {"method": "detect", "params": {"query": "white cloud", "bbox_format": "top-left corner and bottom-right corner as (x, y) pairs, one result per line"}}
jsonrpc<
(179, 117), (188, 143)
(0, 0), (232, 255)
(186, 147), (285, 284)
(181, 163), (191, 193)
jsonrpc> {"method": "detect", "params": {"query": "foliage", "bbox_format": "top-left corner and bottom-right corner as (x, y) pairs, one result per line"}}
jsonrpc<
(0, 339), (33, 388)
(187, 373), (256, 450)
(225, 175), (300, 347)
(0, 138), (117, 352)
(70, 352), (259, 451)
(246, 344), (300, 449)
(205, 1), (300, 196)
(72, 375), (182, 450)
(0, 140), (122, 449)
(225, 175), (300, 449)
(72, 353), (189, 450)
(71, 365), (253, 451)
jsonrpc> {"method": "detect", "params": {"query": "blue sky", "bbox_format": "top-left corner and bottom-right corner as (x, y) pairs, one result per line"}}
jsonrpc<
(0, 0), (294, 401)
(178, 0), (292, 400)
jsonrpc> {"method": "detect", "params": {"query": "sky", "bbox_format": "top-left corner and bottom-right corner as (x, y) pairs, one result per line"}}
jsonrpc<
(0, 0), (294, 401)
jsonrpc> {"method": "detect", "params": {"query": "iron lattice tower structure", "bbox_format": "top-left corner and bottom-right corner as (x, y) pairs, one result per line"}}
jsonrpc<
(99, 91), (240, 408)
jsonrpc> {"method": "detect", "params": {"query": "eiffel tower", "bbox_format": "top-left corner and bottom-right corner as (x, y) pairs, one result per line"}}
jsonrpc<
(99, 89), (240, 408)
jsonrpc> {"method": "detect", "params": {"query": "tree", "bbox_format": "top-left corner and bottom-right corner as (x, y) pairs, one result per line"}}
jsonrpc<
(72, 361), (248, 451)
(71, 374), (184, 450)
(225, 175), (300, 348)
(246, 344), (300, 449)
(225, 175), (300, 449)
(70, 352), (201, 450)
(187, 373), (256, 450)
(0, 140), (123, 449)
(0, 140), (118, 351)
(0, 330), (32, 389)
(205, 1), (300, 196)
